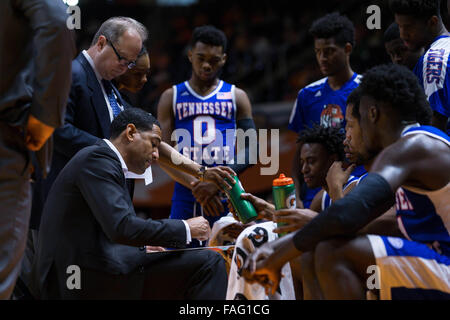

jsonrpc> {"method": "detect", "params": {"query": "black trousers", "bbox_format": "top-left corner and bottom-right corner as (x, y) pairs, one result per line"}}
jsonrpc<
(0, 123), (31, 299)
(46, 248), (228, 300)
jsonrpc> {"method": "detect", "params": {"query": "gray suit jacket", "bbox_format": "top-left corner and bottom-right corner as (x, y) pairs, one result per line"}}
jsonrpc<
(31, 141), (187, 299)
(0, 0), (75, 174)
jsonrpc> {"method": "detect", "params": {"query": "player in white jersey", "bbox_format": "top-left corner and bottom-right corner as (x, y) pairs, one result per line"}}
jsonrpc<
(391, 0), (450, 134)
(243, 64), (450, 300)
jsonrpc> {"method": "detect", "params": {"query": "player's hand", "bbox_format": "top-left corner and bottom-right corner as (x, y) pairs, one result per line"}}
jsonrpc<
(242, 240), (283, 295)
(273, 208), (318, 234)
(191, 181), (224, 216)
(239, 193), (275, 221)
(186, 216), (211, 241)
(202, 166), (236, 190)
(326, 161), (355, 199)
(25, 114), (55, 151)
(221, 223), (246, 239)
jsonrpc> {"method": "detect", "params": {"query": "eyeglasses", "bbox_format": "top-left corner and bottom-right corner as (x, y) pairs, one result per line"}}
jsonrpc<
(106, 38), (136, 69)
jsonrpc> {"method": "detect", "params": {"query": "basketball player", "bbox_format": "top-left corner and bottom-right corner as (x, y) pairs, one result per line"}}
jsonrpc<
(226, 125), (356, 300)
(391, 0), (450, 134)
(243, 64), (450, 300)
(384, 22), (424, 70)
(157, 25), (255, 247)
(288, 12), (363, 209)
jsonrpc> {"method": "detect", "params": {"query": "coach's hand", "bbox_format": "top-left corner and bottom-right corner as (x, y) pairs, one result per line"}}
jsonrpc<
(202, 166), (236, 190)
(25, 114), (55, 151)
(186, 216), (211, 242)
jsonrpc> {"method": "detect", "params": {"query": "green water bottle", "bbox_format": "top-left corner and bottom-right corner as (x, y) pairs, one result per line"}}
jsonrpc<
(224, 175), (258, 224)
(272, 173), (296, 237)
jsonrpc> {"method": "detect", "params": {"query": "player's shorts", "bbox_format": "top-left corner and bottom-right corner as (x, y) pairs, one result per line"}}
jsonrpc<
(367, 235), (450, 300)
(226, 221), (296, 300)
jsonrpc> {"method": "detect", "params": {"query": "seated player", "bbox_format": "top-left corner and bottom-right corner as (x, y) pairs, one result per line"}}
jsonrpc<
(243, 64), (450, 300)
(226, 125), (353, 300)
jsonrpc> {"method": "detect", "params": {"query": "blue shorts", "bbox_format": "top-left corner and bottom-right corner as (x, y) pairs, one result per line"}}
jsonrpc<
(367, 235), (450, 300)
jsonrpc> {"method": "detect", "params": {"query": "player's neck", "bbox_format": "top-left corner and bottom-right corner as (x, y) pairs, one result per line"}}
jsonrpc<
(427, 23), (450, 47)
(380, 123), (406, 149)
(363, 160), (374, 172)
(188, 77), (220, 96)
(327, 66), (354, 91)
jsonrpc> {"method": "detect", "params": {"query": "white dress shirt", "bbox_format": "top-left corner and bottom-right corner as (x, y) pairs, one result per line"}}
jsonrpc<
(103, 139), (192, 243)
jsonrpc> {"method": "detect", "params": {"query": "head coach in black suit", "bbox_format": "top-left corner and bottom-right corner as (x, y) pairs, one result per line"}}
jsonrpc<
(30, 108), (228, 299)
(0, 0), (75, 299)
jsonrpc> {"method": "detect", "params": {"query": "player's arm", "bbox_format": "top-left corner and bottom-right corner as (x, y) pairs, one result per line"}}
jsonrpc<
(309, 189), (323, 213)
(229, 87), (257, 175)
(357, 206), (401, 237)
(156, 89), (235, 191)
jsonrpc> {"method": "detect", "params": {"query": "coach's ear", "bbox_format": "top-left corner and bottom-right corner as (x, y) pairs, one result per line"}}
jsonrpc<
(187, 49), (193, 63)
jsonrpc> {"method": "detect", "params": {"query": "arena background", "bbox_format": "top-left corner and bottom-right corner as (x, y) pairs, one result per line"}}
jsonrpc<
(67, 0), (446, 219)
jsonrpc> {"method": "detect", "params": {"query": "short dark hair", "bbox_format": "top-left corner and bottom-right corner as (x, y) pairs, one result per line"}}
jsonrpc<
(358, 64), (432, 125)
(389, 0), (441, 20)
(309, 12), (355, 46)
(190, 25), (227, 52)
(383, 22), (401, 43)
(347, 86), (363, 120)
(297, 125), (346, 161)
(110, 108), (160, 139)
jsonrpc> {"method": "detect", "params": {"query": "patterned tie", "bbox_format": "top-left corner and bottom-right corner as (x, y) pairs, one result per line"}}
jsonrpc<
(102, 79), (122, 118)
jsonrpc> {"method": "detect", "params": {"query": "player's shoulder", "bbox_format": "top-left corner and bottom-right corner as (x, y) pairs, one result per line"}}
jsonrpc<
(302, 77), (328, 92)
(352, 74), (363, 86)
(383, 130), (449, 165)
(430, 35), (450, 51)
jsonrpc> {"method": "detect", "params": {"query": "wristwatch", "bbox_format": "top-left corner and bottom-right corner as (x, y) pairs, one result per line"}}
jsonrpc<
(197, 165), (207, 181)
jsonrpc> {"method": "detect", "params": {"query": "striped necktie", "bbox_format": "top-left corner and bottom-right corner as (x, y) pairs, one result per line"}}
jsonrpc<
(102, 79), (122, 118)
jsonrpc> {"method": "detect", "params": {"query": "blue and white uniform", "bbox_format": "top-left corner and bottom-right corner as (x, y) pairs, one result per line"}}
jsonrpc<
(170, 80), (237, 246)
(414, 35), (450, 135)
(288, 73), (364, 208)
(367, 125), (450, 299)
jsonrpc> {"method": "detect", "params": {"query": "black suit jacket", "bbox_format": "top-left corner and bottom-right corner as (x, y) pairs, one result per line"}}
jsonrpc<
(31, 53), (129, 229)
(0, 0), (75, 174)
(31, 140), (187, 299)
